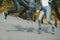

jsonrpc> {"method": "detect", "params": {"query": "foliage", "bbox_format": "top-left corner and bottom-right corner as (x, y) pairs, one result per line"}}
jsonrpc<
(0, 0), (14, 13)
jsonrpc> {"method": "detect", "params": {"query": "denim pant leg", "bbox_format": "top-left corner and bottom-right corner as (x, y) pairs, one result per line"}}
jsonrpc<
(46, 6), (54, 25)
(46, 6), (55, 32)
(38, 10), (45, 28)
(19, 0), (29, 15)
(27, 9), (34, 20)
(8, 0), (20, 14)
(31, 10), (35, 20)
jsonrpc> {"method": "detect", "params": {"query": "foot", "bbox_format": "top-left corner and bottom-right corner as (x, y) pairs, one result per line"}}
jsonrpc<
(3, 11), (8, 19)
(18, 15), (23, 18)
(52, 27), (55, 32)
(51, 26), (56, 35)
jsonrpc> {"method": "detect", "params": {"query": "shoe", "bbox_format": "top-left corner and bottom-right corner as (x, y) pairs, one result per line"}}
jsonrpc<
(18, 15), (23, 18)
(3, 11), (8, 19)
(51, 27), (55, 35)
(18, 15), (27, 20)
(52, 27), (55, 32)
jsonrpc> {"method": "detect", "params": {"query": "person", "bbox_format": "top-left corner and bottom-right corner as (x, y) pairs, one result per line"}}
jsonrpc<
(27, 0), (36, 20)
(27, 0), (36, 32)
(38, 0), (56, 34)
(3, 0), (30, 19)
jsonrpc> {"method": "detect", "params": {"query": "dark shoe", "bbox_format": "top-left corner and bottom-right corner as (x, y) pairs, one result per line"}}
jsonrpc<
(18, 15), (23, 18)
(18, 15), (26, 20)
(52, 27), (55, 32)
(3, 11), (8, 19)
(18, 15), (28, 20)
(51, 27), (55, 35)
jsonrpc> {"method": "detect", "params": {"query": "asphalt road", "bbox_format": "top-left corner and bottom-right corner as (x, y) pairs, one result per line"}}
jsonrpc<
(0, 14), (60, 40)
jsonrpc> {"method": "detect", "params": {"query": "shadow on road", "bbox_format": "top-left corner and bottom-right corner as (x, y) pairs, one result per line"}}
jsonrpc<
(6, 25), (50, 34)
(6, 25), (34, 32)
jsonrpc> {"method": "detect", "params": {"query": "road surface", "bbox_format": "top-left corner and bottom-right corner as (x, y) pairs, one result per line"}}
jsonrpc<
(0, 14), (60, 40)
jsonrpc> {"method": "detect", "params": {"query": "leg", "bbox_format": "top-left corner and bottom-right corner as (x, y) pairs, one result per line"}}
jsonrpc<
(4, 0), (20, 19)
(27, 9), (33, 32)
(38, 10), (45, 28)
(30, 9), (35, 20)
(38, 10), (45, 34)
(18, 8), (27, 18)
(46, 6), (56, 33)
(8, 0), (20, 14)
(20, 0), (29, 15)
(21, 0), (29, 9)
(18, 1), (29, 18)
(27, 9), (35, 20)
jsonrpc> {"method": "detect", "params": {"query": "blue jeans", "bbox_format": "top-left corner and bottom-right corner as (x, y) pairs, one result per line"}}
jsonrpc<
(7, 0), (20, 14)
(19, 0), (30, 15)
(27, 8), (35, 20)
(38, 5), (55, 32)
(7, 0), (29, 15)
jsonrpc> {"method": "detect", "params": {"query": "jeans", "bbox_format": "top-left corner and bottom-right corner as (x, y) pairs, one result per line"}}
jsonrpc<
(19, 0), (29, 15)
(27, 8), (35, 20)
(7, 0), (29, 15)
(38, 5), (55, 32)
(19, 6), (29, 16)
(8, 0), (20, 14)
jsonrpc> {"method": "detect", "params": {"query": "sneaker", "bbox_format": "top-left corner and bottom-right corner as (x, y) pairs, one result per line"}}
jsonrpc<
(3, 11), (8, 19)
(52, 27), (55, 32)
(51, 27), (55, 35)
